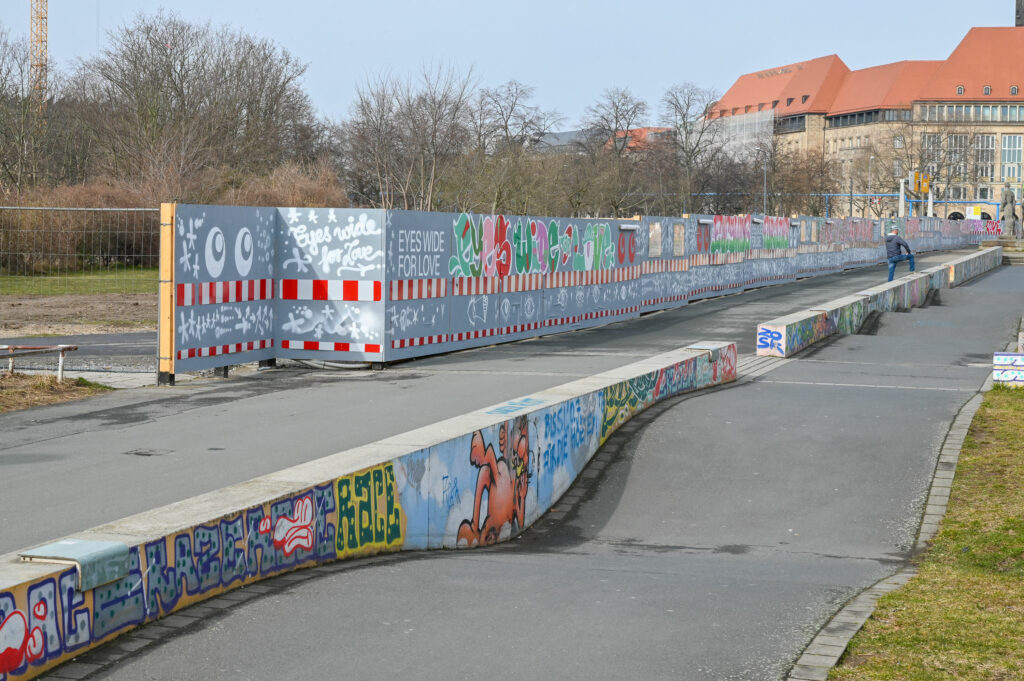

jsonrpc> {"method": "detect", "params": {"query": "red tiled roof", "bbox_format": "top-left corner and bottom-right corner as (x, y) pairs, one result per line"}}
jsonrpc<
(711, 55), (849, 118)
(713, 26), (1024, 119)
(916, 27), (1024, 101)
(828, 61), (942, 115)
(607, 127), (673, 151)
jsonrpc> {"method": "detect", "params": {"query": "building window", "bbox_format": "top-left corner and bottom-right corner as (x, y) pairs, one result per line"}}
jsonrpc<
(1002, 134), (1022, 179)
(923, 133), (942, 176)
(976, 135), (996, 181)
(949, 134), (968, 179)
(893, 159), (903, 177)
(957, 85), (964, 95)
(786, 97), (794, 106)
(893, 135), (904, 149)
(984, 85), (992, 95)
(802, 95), (809, 104)
(978, 186), (990, 201)
(1013, 86), (1019, 95)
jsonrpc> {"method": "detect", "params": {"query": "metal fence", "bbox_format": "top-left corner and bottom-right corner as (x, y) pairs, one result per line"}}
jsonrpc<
(0, 207), (160, 295)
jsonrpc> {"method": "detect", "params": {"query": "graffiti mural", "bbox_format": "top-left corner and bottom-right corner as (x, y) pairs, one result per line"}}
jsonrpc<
(447, 213), (618, 277)
(711, 215), (751, 253)
(762, 216), (790, 250)
(457, 417), (532, 547)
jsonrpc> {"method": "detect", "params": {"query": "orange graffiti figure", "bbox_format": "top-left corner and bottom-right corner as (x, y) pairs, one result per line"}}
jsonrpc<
(457, 417), (531, 547)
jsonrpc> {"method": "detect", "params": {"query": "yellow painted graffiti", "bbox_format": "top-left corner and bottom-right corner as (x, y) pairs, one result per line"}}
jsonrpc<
(336, 463), (404, 559)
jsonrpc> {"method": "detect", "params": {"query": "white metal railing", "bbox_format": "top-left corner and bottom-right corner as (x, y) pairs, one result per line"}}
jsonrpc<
(2, 345), (79, 381)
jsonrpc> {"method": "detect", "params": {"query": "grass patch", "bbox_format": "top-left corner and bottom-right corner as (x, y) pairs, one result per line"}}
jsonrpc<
(0, 268), (158, 295)
(830, 384), (1024, 680)
(0, 372), (115, 413)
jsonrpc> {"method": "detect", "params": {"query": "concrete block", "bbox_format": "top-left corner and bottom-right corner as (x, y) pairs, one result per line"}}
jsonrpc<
(756, 310), (832, 357)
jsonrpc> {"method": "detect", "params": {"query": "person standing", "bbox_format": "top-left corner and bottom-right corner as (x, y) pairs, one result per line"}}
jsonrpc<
(885, 227), (915, 281)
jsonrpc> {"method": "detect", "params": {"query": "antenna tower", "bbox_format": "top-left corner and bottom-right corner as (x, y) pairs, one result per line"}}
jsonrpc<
(30, 0), (48, 115)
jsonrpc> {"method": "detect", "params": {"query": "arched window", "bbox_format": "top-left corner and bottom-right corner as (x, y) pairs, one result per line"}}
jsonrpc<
(957, 85), (964, 95)
(1013, 86), (1020, 96)
(984, 85), (992, 95)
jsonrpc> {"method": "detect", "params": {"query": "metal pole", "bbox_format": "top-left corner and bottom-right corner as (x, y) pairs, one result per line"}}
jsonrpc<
(762, 154), (767, 215)
(849, 176), (853, 216)
(58, 349), (65, 382)
(867, 156), (874, 217)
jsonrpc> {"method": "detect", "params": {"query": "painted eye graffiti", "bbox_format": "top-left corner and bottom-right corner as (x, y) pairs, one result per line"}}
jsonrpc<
(205, 227), (226, 278)
(235, 228), (254, 277)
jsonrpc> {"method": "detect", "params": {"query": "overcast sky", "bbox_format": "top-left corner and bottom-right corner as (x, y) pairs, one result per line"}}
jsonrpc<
(0, 0), (1015, 127)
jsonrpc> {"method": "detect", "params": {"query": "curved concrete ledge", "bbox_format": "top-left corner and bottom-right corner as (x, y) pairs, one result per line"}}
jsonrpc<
(756, 247), (1002, 357)
(0, 341), (736, 680)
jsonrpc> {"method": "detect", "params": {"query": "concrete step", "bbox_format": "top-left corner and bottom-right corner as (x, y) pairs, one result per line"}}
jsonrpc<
(1003, 253), (1024, 266)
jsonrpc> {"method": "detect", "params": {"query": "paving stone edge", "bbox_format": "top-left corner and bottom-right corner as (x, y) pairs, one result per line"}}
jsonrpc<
(784, 345), (1004, 681)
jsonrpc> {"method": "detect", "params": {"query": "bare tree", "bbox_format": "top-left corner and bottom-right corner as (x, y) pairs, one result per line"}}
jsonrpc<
(73, 11), (316, 201)
(661, 83), (724, 214)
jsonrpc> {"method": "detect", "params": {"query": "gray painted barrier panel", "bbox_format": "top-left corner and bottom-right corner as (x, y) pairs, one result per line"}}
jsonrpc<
(166, 205), (998, 372)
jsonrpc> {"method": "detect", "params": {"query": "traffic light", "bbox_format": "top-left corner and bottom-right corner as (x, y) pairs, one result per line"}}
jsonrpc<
(910, 171), (921, 192)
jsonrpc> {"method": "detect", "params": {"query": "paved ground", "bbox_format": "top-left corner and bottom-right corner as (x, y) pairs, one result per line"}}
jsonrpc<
(43, 264), (1021, 681)
(0, 252), (973, 556)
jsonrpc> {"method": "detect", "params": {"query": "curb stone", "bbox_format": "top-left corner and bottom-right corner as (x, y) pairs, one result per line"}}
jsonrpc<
(785, 343), (1005, 681)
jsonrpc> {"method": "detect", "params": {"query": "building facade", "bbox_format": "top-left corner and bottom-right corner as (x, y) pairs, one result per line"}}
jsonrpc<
(712, 26), (1024, 219)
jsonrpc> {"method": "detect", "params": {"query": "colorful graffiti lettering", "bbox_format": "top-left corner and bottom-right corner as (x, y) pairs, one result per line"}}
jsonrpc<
(0, 608), (45, 676)
(448, 213), (617, 277)
(457, 417), (531, 546)
(336, 464), (404, 559)
(756, 327), (783, 352)
(762, 217), (790, 250)
(542, 399), (595, 473)
(262, 495), (315, 557)
(994, 369), (1024, 384)
(712, 215), (751, 253)
(601, 374), (658, 443)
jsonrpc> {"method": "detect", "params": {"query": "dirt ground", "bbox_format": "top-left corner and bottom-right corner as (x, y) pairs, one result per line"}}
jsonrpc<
(0, 294), (158, 338)
(0, 372), (115, 413)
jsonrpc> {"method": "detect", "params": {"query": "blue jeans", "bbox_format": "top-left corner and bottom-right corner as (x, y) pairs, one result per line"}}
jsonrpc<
(887, 253), (915, 281)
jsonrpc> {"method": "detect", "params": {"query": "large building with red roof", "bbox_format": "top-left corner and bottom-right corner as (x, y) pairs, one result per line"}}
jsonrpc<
(712, 24), (1024, 219)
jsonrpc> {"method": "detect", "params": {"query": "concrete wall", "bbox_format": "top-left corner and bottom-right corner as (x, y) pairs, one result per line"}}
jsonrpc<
(756, 247), (1003, 357)
(162, 206), (994, 374)
(0, 342), (736, 680)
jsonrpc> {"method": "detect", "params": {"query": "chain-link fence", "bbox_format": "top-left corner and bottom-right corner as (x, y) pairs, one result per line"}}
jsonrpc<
(0, 207), (160, 295)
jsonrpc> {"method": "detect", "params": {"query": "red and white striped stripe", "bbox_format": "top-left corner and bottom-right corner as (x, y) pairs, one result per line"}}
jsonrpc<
(391, 334), (448, 349)
(279, 279), (381, 302)
(642, 260), (689, 274)
(279, 339), (382, 354)
(389, 278), (448, 301)
(451, 276), (502, 296)
(176, 279), (274, 307)
(502, 273), (546, 292)
(546, 305), (641, 327)
(643, 294), (688, 306)
(177, 338), (273, 360)
(450, 322), (544, 343)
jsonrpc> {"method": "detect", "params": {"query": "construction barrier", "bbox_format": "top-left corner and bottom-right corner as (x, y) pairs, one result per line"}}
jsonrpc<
(157, 206), (997, 381)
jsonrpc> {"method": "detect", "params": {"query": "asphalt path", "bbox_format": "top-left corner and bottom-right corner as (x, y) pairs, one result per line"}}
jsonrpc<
(0, 332), (156, 372)
(53, 264), (1023, 681)
(0, 251), (983, 557)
